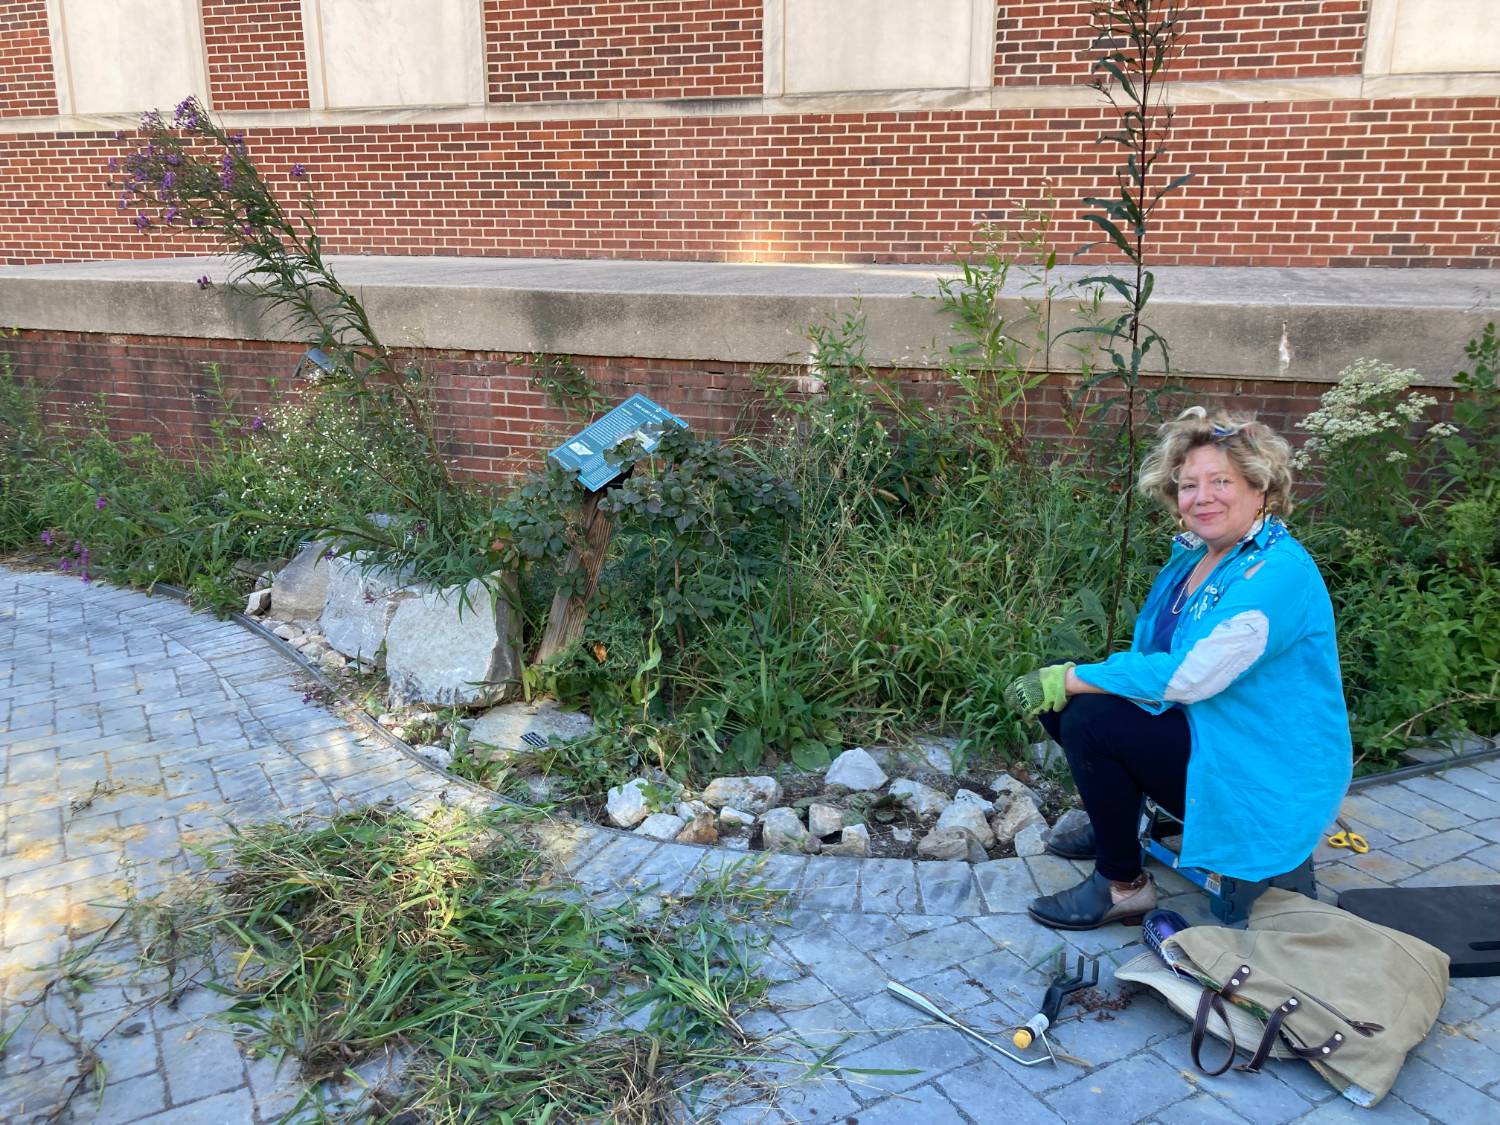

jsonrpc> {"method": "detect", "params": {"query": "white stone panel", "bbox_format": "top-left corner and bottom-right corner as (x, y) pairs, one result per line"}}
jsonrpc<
(1366, 0), (1500, 76)
(778, 0), (994, 95)
(50, 0), (207, 115)
(305, 0), (484, 109)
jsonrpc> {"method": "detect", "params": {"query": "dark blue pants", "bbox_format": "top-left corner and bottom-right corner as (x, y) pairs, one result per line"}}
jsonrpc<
(1039, 694), (1191, 882)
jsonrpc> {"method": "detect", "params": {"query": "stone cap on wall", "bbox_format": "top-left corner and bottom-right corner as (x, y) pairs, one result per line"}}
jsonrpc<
(1, 256), (1494, 385)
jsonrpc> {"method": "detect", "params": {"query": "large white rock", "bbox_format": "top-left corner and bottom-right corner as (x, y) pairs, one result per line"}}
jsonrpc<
(1013, 822), (1049, 857)
(935, 797), (996, 849)
(889, 778), (951, 819)
(702, 776), (782, 815)
(244, 588), (271, 617)
(808, 803), (844, 838)
(606, 778), (652, 828)
(320, 554), (414, 666)
(823, 824), (871, 857)
(470, 698), (595, 763)
(717, 806), (755, 830)
(824, 747), (888, 792)
(992, 793), (1046, 846)
(918, 828), (980, 861)
(760, 807), (810, 853)
(634, 813), (687, 841)
(384, 577), (522, 707)
(913, 736), (961, 775)
(269, 540), (334, 622)
(991, 774), (1042, 810)
(413, 744), (453, 770)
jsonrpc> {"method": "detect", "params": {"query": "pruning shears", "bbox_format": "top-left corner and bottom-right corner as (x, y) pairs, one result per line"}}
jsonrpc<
(1327, 816), (1370, 855)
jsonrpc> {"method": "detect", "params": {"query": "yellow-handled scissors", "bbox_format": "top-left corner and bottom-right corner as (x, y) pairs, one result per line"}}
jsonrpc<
(1327, 817), (1370, 854)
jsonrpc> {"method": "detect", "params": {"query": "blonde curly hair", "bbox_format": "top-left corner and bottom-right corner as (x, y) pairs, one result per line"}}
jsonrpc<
(1138, 406), (1296, 517)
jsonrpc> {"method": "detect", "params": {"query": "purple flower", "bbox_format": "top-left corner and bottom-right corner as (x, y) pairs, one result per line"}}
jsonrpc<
(117, 193), (129, 211)
(79, 547), (90, 565)
(228, 132), (246, 153)
(139, 109), (163, 131)
(59, 558), (72, 572)
(134, 211), (151, 233)
(197, 275), (212, 289)
(114, 130), (126, 141)
(39, 530), (53, 546)
(81, 573), (92, 585)
(302, 691), (316, 704)
(108, 157), (119, 172)
(192, 217), (205, 228)
(161, 171), (175, 192)
(95, 495), (108, 510)
(173, 97), (200, 130)
(163, 206), (180, 223)
(250, 416), (265, 431)
(241, 223), (252, 237)
(290, 163), (307, 179)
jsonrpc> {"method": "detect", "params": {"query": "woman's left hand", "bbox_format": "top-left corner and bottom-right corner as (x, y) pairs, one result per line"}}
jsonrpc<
(1004, 662), (1075, 717)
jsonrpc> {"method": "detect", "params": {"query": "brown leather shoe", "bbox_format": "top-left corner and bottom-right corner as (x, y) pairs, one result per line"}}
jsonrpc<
(1027, 871), (1157, 931)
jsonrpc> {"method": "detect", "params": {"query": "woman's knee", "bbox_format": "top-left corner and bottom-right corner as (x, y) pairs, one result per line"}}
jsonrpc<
(1056, 693), (1137, 751)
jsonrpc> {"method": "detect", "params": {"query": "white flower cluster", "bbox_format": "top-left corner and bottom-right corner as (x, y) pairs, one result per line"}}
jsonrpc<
(1291, 358), (1439, 468)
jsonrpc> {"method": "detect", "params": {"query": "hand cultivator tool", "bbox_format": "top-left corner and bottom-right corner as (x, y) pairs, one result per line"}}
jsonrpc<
(886, 981), (1056, 1066)
(1011, 952), (1099, 1053)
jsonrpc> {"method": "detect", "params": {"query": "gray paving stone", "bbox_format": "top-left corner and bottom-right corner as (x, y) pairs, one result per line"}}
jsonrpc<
(917, 860), (985, 916)
(1294, 1093), (1428, 1122)
(149, 1087), (257, 1124)
(848, 1080), (969, 1123)
(832, 1025), (981, 1096)
(1386, 827), (1485, 868)
(1396, 856), (1500, 887)
(798, 856), (862, 911)
(1044, 1052), (1195, 1124)
(936, 1056), (1065, 1122)
(871, 921), (996, 981)
(858, 857), (919, 913)
(973, 857), (1037, 911)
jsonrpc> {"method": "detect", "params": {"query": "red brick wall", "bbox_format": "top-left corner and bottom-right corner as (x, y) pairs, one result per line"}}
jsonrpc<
(996, 1), (1369, 86)
(484, 0), (761, 102)
(0, 0), (57, 119)
(202, 1), (310, 112)
(5, 96), (1498, 268)
(1, 329), (1460, 485)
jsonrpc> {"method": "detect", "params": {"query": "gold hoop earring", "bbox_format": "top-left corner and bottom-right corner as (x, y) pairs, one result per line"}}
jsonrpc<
(1177, 515), (1187, 530)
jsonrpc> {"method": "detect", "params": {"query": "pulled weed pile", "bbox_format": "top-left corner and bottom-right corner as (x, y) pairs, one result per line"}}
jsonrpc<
(157, 807), (780, 1122)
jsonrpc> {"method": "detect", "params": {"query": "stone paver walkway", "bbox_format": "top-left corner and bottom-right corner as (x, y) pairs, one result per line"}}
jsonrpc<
(3, 566), (1500, 1124)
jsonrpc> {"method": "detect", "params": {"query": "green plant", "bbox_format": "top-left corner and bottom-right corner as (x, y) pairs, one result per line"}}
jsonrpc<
(1072, 0), (1193, 648)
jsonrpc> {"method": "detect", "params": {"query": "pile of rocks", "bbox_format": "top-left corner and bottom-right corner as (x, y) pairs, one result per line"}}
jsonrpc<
(602, 745), (1082, 861)
(247, 541), (520, 708)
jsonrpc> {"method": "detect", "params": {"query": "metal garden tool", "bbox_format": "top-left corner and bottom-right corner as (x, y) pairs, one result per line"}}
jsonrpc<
(1011, 952), (1099, 1051)
(886, 981), (1055, 1066)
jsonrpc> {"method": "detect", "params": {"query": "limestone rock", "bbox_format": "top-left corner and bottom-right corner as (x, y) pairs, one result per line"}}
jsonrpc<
(1013, 821), (1049, 857)
(702, 776), (782, 816)
(717, 806), (755, 831)
(823, 824), (871, 857)
(935, 798), (995, 849)
(824, 747), (888, 792)
(319, 650), (348, 673)
(413, 744), (453, 770)
(917, 828), (972, 861)
(320, 554), (415, 667)
(991, 774), (1041, 810)
(384, 578), (521, 708)
(470, 698), (595, 763)
(721, 836), (751, 852)
(272, 622), (300, 641)
(760, 807), (809, 853)
(606, 779), (652, 829)
(952, 788), (990, 810)
(890, 826), (914, 844)
(889, 778), (951, 819)
(992, 794), (1046, 846)
(808, 802), (844, 838)
(269, 540), (334, 622)
(675, 814), (719, 846)
(676, 799), (712, 822)
(244, 588), (271, 617)
(1029, 739), (1065, 771)
(635, 813), (687, 841)
(913, 736), (961, 775)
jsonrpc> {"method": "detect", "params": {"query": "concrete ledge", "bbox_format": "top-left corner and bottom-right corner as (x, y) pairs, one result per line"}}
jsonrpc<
(1, 256), (1495, 385)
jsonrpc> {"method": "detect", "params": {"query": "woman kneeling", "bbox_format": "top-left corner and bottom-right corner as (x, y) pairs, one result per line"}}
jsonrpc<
(1009, 407), (1352, 931)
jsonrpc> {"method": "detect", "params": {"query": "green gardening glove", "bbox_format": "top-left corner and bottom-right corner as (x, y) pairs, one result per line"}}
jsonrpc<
(1004, 662), (1075, 718)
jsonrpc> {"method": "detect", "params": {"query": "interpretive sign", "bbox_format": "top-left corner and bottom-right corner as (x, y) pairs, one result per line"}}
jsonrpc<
(547, 394), (687, 491)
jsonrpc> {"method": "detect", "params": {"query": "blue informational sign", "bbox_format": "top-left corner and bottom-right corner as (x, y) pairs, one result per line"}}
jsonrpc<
(548, 393), (688, 492)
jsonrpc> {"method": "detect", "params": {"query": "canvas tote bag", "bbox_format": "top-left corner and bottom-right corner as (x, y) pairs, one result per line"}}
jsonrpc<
(1154, 889), (1449, 1106)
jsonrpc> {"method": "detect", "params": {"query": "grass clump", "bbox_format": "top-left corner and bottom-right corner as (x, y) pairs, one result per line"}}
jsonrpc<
(150, 807), (780, 1122)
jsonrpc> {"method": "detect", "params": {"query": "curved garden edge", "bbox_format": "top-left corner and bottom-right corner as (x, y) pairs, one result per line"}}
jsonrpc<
(152, 580), (1500, 883)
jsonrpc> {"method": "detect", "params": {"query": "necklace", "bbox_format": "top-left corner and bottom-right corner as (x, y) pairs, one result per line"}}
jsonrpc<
(1170, 555), (1214, 615)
